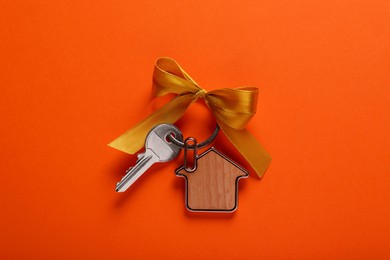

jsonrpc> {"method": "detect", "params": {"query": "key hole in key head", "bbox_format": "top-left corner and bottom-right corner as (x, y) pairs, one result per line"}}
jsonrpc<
(165, 132), (176, 143)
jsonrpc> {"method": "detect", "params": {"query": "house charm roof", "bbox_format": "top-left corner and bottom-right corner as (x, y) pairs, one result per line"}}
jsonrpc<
(176, 147), (248, 212)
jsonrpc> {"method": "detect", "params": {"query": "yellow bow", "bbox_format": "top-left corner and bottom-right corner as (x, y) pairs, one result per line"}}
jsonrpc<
(108, 57), (271, 177)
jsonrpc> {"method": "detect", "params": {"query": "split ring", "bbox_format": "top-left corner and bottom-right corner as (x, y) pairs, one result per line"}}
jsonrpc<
(167, 124), (219, 150)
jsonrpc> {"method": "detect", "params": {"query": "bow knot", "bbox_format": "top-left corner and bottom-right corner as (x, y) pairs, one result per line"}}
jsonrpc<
(195, 89), (207, 99)
(109, 57), (271, 177)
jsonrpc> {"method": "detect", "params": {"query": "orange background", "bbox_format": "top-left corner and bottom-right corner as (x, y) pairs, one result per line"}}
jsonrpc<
(1, 0), (389, 259)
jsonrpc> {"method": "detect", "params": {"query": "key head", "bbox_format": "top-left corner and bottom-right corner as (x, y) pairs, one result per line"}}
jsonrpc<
(145, 124), (183, 162)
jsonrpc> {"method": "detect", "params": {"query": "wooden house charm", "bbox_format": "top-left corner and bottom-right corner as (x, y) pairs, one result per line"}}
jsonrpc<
(176, 147), (248, 212)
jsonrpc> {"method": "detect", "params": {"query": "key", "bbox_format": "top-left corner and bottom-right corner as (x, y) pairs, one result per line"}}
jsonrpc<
(115, 123), (183, 192)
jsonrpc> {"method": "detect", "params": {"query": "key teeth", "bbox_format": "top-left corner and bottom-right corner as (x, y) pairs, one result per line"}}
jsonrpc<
(121, 173), (129, 181)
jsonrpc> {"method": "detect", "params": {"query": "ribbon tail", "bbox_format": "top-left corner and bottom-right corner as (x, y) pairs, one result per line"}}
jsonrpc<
(108, 95), (196, 154)
(218, 121), (272, 178)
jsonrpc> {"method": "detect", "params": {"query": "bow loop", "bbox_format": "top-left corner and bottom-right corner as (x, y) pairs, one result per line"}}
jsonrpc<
(206, 87), (259, 130)
(153, 57), (201, 97)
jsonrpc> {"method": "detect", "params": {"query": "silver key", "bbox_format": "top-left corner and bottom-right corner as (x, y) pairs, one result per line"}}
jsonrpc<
(116, 123), (183, 192)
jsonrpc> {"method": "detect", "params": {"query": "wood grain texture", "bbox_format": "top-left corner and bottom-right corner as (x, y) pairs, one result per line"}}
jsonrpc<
(176, 148), (248, 212)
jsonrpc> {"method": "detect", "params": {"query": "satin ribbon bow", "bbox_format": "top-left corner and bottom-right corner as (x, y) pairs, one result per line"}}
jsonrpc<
(109, 57), (271, 177)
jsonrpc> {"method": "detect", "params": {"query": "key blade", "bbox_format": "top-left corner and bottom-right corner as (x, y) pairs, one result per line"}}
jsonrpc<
(116, 152), (158, 192)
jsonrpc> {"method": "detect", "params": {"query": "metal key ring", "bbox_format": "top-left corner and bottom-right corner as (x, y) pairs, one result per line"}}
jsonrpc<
(167, 124), (219, 150)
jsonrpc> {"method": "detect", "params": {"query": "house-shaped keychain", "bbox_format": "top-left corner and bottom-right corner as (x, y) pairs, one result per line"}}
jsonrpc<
(176, 147), (248, 212)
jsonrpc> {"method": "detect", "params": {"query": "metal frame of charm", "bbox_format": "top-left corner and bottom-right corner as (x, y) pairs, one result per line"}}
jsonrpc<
(175, 147), (249, 213)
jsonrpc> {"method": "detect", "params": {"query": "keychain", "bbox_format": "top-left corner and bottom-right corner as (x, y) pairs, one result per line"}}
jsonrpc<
(109, 57), (271, 213)
(115, 123), (248, 212)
